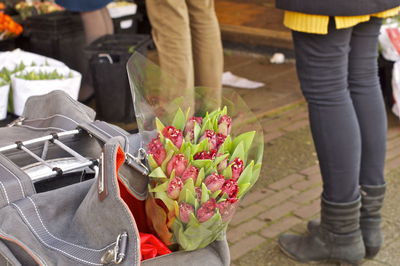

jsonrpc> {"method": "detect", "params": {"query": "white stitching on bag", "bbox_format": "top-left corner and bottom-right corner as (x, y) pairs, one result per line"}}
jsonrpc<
(0, 181), (10, 205)
(24, 114), (79, 125)
(27, 197), (115, 252)
(11, 202), (104, 266)
(2, 166), (25, 198)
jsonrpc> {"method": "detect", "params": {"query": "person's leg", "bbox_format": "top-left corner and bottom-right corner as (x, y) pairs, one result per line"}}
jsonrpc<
(293, 21), (361, 203)
(348, 17), (387, 258)
(146, 0), (195, 112)
(278, 21), (365, 264)
(80, 7), (113, 45)
(348, 17), (386, 186)
(187, 0), (223, 112)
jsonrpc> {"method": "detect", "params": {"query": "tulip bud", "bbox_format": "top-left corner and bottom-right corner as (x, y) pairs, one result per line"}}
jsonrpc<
(167, 176), (183, 200)
(218, 115), (232, 136)
(221, 178), (239, 198)
(167, 154), (188, 177)
(194, 149), (217, 160)
(184, 117), (203, 141)
(217, 156), (228, 173)
(217, 198), (238, 222)
(162, 126), (184, 148)
(195, 187), (202, 201)
(181, 165), (199, 183)
(197, 198), (217, 223)
(147, 136), (166, 166)
(231, 157), (244, 180)
(199, 130), (217, 150)
(216, 133), (227, 149)
(204, 173), (225, 193)
(179, 202), (194, 223)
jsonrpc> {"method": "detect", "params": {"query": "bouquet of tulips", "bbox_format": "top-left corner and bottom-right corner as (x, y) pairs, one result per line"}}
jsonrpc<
(145, 107), (262, 251)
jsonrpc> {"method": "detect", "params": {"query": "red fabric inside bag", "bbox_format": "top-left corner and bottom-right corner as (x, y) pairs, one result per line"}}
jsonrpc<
(115, 147), (172, 260)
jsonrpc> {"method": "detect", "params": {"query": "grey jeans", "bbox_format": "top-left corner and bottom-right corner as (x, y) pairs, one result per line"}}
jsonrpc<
(292, 17), (387, 203)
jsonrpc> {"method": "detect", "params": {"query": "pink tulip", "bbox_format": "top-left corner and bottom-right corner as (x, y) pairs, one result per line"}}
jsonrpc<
(221, 178), (239, 198)
(195, 187), (202, 201)
(179, 202), (194, 223)
(162, 126), (183, 148)
(184, 117), (203, 141)
(194, 149), (217, 160)
(230, 158), (244, 180)
(204, 173), (225, 193)
(217, 198), (238, 222)
(147, 136), (166, 166)
(199, 130), (217, 150)
(167, 154), (188, 177)
(197, 198), (217, 223)
(181, 165), (199, 183)
(218, 115), (232, 136)
(216, 133), (227, 149)
(167, 177), (183, 200)
(217, 156), (228, 173)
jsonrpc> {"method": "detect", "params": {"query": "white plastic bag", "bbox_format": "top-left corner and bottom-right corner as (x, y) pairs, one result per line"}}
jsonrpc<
(379, 25), (400, 62)
(0, 49), (65, 70)
(391, 61), (400, 118)
(12, 66), (81, 116)
(0, 82), (10, 120)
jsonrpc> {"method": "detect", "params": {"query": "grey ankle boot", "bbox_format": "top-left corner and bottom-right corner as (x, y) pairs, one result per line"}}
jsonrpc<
(279, 197), (365, 265)
(307, 184), (386, 259)
(360, 184), (386, 258)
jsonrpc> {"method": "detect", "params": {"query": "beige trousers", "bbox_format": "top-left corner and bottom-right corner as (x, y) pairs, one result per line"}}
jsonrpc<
(146, 0), (223, 114)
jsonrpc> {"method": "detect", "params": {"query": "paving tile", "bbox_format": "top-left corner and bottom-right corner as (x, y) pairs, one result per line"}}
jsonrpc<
(228, 219), (266, 243)
(258, 201), (299, 221)
(282, 119), (308, 132)
(264, 131), (284, 143)
(299, 164), (320, 176)
(268, 173), (304, 191)
(230, 204), (266, 226)
(259, 188), (299, 207)
(385, 156), (400, 172)
(260, 217), (302, 238)
(293, 199), (320, 219)
(229, 235), (266, 261)
(386, 145), (400, 161)
(289, 186), (322, 204)
(387, 127), (400, 139)
(240, 189), (275, 207)
(291, 176), (321, 191)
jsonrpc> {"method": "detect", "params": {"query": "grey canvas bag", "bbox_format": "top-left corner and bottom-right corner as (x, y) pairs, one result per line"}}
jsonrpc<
(0, 91), (230, 266)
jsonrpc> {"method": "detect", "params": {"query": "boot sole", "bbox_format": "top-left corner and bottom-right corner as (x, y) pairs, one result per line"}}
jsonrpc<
(278, 240), (363, 266)
(365, 246), (380, 259)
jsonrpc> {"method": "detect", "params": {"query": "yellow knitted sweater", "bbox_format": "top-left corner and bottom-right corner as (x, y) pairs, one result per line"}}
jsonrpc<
(284, 7), (400, 34)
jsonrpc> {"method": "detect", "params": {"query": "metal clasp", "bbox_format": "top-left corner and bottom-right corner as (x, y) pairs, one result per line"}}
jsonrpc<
(125, 148), (149, 176)
(101, 232), (127, 265)
(7, 117), (25, 127)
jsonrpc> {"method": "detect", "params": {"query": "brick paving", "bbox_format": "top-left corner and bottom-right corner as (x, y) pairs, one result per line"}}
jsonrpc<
(226, 99), (400, 265)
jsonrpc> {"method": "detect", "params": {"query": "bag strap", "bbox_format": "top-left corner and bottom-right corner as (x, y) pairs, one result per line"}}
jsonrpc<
(0, 154), (35, 208)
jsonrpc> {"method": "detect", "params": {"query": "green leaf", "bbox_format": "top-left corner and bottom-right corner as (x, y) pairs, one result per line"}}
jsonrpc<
(238, 183), (251, 198)
(211, 190), (222, 199)
(183, 178), (195, 194)
(147, 154), (159, 170)
(221, 106), (228, 116)
(155, 117), (165, 133)
(154, 191), (175, 210)
(149, 181), (168, 193)
(200, 119), (213, 135)
(195, 168), (205, 187)
(222, 165), (232, 179)
(251, 163), (262, 184)
(192, 159), (213, 169)
(201, 212), (222, 229)
(185, 107), (191, 121)
(149, 167), (167, 178)
(165, 138), (179, 152)
(187, 212), (200, 227)
(201, 183), (209, 204)
(193, 123), (201, 144)
(232, 131), (256, 158)
(214, 154), (229, 166)
(230, 141), (245, 161)
(172, 108), (186, 131)
(161, 150), (174, 173)
(237, 161), (254, 186)
(218, 135), (232, 154)
(174, 200), (180, 218)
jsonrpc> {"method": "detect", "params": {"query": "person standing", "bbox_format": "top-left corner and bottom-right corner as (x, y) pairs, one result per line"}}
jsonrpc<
(275, 1), (400, 264)
(145, 0), (223, 113)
